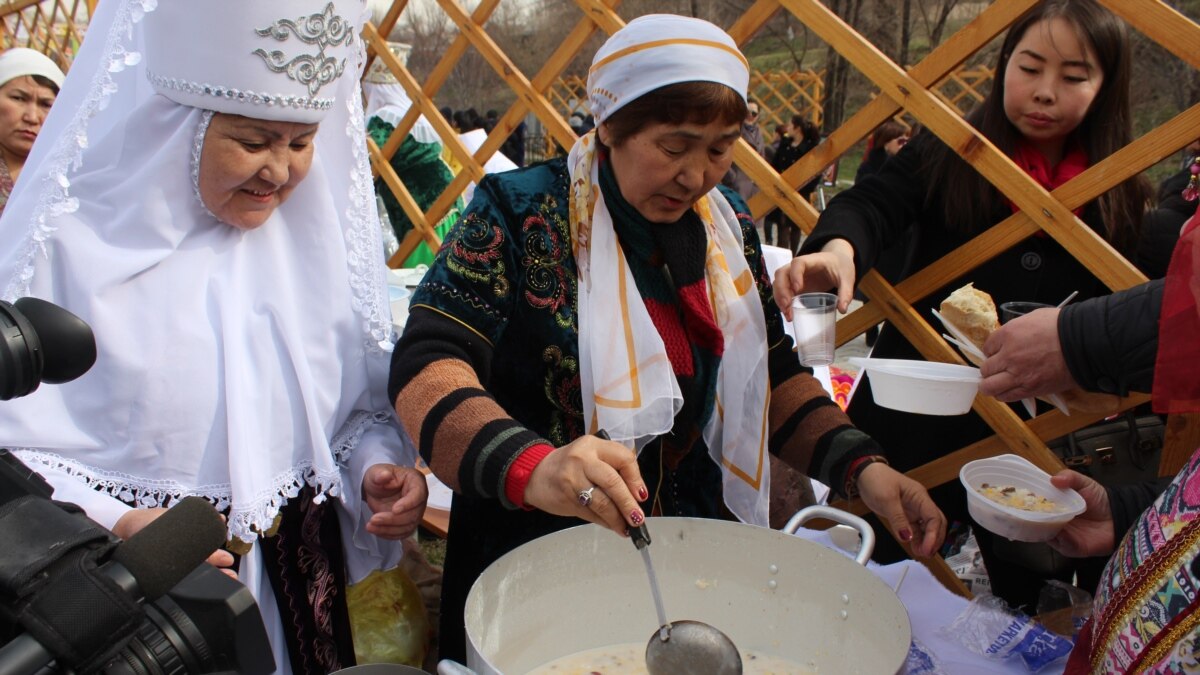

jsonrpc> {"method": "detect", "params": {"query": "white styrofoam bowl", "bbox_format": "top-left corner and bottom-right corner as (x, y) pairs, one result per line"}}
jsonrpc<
(959, 454), (1086, 543)
(387, 265), (428, 288)
(388, 284), (411, 332)
(848, 357), (981, 416)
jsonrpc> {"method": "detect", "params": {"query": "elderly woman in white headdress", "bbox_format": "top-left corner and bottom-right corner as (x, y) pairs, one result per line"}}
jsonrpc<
(0, 1), (426, 672)
(389, 14), (946, 661)
(0, 48), (64, 214)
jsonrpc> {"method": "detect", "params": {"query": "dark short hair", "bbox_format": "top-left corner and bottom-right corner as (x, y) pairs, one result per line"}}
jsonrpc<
(2, 74), (60, 96)
(31, 75), (59, 95)
(602, 81), (747, 147)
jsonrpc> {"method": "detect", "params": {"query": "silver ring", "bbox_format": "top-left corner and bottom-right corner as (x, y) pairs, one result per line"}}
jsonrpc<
(577, 486), (596, 508)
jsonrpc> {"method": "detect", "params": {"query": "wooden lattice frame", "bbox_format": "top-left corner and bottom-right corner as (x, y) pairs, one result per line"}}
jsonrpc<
(363, 0), (1199, 595)
(0, 0), (92, 71)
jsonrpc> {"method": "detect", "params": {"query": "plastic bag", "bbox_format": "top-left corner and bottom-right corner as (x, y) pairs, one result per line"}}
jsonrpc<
(902, 637), (947, 675)
(346, 565), (431, 667)
(1035, 579), (1093, 641)
(939, 593), (1073, 672)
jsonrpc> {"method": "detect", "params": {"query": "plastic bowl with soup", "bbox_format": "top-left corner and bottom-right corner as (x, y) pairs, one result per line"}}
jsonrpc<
(960, 454), (1086, 542)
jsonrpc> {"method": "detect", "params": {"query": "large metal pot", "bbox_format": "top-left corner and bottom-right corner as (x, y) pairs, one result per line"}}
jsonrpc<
(464, 506), (910, 673)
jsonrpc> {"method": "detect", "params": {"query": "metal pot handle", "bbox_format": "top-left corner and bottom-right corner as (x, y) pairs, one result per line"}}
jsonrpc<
(781, 505), (875, 566)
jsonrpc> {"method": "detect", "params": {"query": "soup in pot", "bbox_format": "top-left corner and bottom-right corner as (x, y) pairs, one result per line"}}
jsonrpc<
(527, 642), (815, 674)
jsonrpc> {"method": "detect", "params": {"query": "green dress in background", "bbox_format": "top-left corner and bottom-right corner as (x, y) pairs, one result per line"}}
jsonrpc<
(367, 117), (464, 268)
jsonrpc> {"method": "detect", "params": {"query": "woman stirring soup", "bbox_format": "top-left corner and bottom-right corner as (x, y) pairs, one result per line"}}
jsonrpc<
(390, 14), (945, 661)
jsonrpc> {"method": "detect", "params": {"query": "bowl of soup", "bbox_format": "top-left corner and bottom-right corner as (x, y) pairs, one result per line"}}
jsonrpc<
(461, 510), (910, 674)
(960, 454), (1086, 542)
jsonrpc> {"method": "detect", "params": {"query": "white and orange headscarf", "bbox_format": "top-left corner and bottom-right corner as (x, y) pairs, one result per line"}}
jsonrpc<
(568, 15), (771, 526)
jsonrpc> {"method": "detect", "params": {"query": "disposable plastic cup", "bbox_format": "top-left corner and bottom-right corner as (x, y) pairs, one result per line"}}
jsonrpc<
(999, 301), (1052, 324)
(791, 292), (837, 367)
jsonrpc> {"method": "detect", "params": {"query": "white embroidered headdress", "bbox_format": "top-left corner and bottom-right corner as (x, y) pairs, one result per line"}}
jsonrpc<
(0, 0), (407, 565)
(144, 0), (358, 123)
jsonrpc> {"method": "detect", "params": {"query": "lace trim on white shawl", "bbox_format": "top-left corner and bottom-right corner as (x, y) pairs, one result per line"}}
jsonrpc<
(13, 411), (392, 543)
(189, 109), (220, 221)
(3, 0), (156, 301)
(344, 74), (393, 352)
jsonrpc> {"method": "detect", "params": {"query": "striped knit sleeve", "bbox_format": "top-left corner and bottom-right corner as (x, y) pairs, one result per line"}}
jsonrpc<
(389, 308), (551, 509)
(767, 374), (880, 498)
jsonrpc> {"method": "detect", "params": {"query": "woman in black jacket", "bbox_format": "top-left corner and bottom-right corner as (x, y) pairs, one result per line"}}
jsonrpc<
(772, 0), (1158, 611)
(765, 116), (821, 252)
(854, 120), (908, 183)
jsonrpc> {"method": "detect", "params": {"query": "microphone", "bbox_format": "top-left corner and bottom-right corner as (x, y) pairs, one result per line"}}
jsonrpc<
(0, 497), (228, 675)
(110, 496), (228, 601)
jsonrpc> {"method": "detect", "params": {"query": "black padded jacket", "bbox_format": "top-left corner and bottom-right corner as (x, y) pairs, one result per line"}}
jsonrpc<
(1058, 278), (1163, 397)
(1058, 278), (1170, 542)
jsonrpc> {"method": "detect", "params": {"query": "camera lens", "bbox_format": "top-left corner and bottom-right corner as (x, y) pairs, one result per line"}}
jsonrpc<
(103, 596), (211, 675)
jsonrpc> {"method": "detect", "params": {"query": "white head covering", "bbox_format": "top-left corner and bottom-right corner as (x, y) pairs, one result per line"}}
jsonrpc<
(587, 14), (749, 124)
(143, 1), (358, 123)
(0, 0), (403, 544)
(363, 40), (412, 86)
(569, 15), (771, 526)
(0, 48), (65, 89)
(360, 41), (442, 146)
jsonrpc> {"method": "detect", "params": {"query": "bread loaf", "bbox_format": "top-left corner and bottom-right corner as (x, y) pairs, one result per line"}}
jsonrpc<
(939, 284), (1120, 415)
(939, 283), (998, 360)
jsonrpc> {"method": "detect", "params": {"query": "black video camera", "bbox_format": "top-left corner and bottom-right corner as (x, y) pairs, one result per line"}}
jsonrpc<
(0, 451), (275, 675)
(0, 298), (274, 674)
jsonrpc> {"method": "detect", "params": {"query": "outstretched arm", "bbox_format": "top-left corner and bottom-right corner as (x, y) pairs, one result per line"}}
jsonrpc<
(773, 238), (858, 317)
(855, 463), (946, 558)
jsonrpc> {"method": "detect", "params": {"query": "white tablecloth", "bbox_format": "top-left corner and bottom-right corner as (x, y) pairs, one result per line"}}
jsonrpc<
(789, 526), (1064, 674)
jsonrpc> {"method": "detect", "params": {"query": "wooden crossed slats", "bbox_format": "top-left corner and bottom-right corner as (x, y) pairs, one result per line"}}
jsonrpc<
(4, 0), (1197, 603)
(1, 0), (89, 68)
(359, 0), (1198, 597)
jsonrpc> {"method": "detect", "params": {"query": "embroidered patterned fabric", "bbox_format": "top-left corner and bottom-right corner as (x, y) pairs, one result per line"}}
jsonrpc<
(1065, 449), (1200, 673)
(142, 0), (358, 122)
(829, 366), (855, 412)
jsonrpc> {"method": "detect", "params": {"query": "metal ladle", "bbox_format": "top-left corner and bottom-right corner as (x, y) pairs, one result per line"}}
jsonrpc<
(592, 429), (742, 674)
(629, 523), (743, 675)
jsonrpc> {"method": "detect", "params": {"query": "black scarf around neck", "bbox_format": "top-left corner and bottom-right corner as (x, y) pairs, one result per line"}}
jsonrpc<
(598, 153), (724, 446)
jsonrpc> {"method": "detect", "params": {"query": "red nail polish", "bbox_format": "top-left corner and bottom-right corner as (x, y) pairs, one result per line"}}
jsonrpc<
(899, 528), (913, 542)
(630, 510), (644, 526)
(638, 486), (649, 501)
